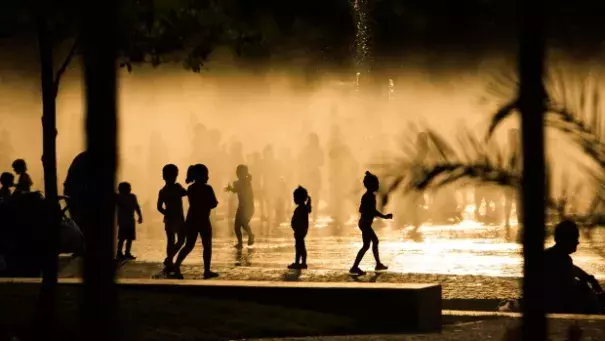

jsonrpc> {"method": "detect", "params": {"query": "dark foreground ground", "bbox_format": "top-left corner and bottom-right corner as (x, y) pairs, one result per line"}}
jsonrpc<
(251, 317), (605, 341)
(2, 282), (605, 341)
(0, 282), (482, 341)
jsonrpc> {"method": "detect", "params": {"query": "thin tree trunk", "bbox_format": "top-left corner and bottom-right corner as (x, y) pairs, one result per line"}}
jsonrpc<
(34, 11), (61, 340)
(518, 0), (547, 339)
(80, 0), (118, 339)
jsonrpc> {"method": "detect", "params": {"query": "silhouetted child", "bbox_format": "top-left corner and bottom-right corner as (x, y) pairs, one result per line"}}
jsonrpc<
(288, 186), (311, 269)
(173, 164), (219, 279)
(12, 159), (32, 194)
(157, 164), (187, 270)
(116, 182), (142, 260)
(225, 164), (255, 248)
(0, 172), (14, 203)
(349, 171), (392, 275)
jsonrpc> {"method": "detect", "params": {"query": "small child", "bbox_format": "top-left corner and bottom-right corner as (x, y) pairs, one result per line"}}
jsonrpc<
(157, 164), (187, 270)
(225, 165), (255, 248)
(288, 186), (311, 270)
(12, 159), (32, 194)
(349, 171), (392, 275)
(0, 172), (14, 203)
(116, 182), (143, 260)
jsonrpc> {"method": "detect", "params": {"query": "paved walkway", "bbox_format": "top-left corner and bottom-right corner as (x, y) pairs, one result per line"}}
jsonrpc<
(247, 317), (605, 341)
(59, 258), (520, 301)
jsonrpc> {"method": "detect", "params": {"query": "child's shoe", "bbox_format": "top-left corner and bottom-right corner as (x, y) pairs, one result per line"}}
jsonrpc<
(349, 267), (366, 276)
(375, 263), (388, 271)
(203, 270), (219, 279)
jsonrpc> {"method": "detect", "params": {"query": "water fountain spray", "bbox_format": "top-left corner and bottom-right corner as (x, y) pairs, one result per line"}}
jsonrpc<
(388, 78), (395, 101)
(350, 0), (371, 92)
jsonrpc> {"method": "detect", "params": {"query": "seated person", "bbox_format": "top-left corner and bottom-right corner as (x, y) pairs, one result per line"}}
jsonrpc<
(544, 220), (603, 314)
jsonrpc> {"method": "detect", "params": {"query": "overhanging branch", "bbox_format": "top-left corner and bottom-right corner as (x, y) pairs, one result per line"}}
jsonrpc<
(53, 36), (79, 98)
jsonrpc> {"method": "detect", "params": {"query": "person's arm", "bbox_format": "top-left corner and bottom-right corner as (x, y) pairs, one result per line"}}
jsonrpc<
(134, 195), (143, 223)
(157, 191), (166, 215)
(364, 196), (392, 219)
(225, 181), (237, 193)
(573, 265), (602, 292)
(374, 209), (393, 219)
(179, 184), (187, 197)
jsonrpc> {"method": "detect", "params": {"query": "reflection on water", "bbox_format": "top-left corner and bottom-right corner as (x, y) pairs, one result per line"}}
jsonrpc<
(135, 215), (605, 279)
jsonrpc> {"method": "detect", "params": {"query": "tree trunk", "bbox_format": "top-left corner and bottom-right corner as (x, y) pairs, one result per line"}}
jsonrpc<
(518, 0), (547, 339)
(34, 11), (61, 340)
(80, 0), (118, 339)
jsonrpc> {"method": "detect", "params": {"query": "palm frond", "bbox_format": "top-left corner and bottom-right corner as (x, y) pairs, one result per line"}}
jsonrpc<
(487, 100), (518, 139)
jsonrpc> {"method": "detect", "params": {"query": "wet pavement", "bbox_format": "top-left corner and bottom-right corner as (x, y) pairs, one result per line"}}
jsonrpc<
(59, 214), (605, 301)
(129, 215), (605, 278)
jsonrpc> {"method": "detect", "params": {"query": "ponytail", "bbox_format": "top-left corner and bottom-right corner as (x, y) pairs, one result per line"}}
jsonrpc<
(307, 196), (312, 213)
(185, 165), (195, 184)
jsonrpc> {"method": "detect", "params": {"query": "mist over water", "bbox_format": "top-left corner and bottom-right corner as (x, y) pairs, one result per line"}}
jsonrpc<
(0, 53), (603, 225)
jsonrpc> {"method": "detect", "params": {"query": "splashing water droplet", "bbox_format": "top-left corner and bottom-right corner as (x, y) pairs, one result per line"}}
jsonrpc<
(350, 0), (371, 90)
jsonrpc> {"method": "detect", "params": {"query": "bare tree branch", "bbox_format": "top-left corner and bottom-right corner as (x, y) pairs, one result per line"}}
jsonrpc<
(53, 36), (79, 98)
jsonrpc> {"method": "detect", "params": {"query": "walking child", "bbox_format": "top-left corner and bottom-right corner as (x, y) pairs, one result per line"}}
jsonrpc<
(157, 164), (187, 270)
(173, 164), (219, 279)
(349, 171), (392, 275)
(0, 172), (14, 203)
(12, 159), (32, 194)
(225, 164), (255, 248)
(288, 186), (311, 269)
(116, 182), (143, 260)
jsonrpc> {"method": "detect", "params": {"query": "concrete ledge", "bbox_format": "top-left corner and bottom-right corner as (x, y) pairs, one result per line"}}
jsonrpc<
(443, 310), (605, 320)
(0, 278), (442, 332)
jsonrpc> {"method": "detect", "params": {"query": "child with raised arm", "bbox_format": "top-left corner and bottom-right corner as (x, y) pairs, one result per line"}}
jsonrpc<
(116, 182), (143, 260)
(288, 186), (311, 270)
(225, 165), (255, 248)
(173, 164), (219, 279)
(157, 164), (188, 271)
(349, 171), (392, 275)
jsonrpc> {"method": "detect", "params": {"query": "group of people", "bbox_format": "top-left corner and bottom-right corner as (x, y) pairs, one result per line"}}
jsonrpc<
(0, 159), (33, 201)
(116, 160), (392, 278)
(127, 125), (361, 234)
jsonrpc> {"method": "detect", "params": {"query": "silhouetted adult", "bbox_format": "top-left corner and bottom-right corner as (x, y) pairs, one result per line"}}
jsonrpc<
(227, 141), (245, 224)
(298, 133), (324, 222)
(408, 132), (429, 228)
(504, 128), (520, 228)
(276, 148), (295, 222)
(261, 145), (278, 225)
(225, 165), (255, 248)
(148, 131), (169, 211)
(544, 220), (604, 313)
(64, 151), (92, 244)
(328, 125), (358, 229)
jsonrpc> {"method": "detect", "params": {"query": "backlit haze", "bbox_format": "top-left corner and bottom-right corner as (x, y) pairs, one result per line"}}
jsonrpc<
(3, 46), (605, 278)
